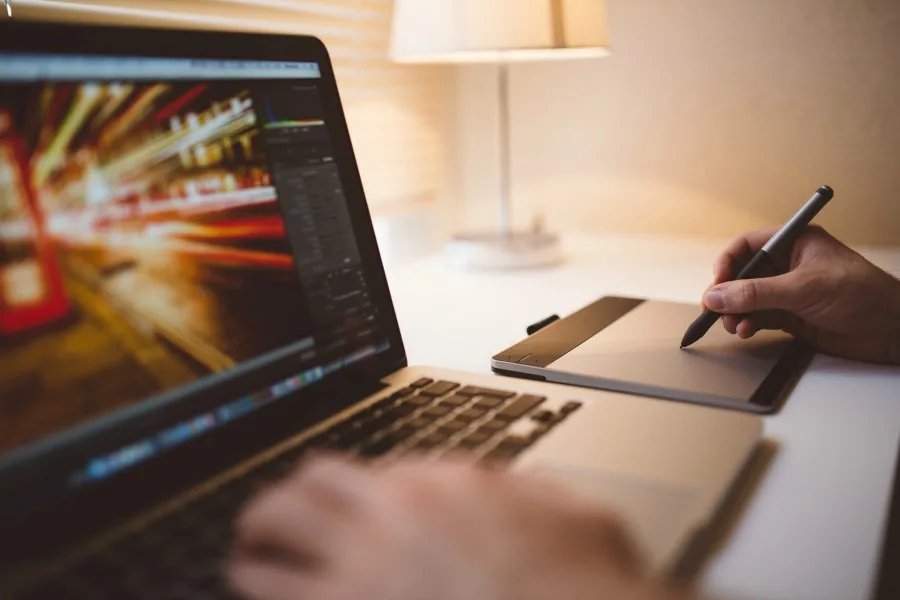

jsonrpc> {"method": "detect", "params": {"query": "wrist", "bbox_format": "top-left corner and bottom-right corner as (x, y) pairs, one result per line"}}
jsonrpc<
(557, 576), (695, 600)
(889, 277), (900, 366)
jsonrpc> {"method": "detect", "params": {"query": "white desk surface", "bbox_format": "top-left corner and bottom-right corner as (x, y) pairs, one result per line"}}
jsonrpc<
(383, 233), (900, 600)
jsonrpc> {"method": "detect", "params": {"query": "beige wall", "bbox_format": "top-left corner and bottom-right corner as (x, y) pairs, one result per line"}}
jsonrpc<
(452, 0), (900, 246)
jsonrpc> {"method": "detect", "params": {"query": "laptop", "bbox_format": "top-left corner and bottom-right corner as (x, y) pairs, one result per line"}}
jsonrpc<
(0, 20), (762, 599)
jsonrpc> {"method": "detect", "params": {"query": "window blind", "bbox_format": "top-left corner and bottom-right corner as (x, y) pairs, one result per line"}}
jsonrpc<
(11, 0), (450, 213)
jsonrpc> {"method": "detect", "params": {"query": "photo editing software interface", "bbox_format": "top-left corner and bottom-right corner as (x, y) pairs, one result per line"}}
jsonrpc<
(0, 54), (389, 484)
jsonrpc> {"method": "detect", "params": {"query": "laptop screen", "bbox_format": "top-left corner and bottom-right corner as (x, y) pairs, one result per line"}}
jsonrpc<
(0, 54), (391, 484)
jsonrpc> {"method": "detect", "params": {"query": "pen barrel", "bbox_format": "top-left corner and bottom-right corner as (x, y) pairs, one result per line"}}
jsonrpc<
(680, 308), (723, 347)
(762, 187), (833, 255)
(695, 309), (722, 330)
(733, 250), (775, 281)
(683, 250), (772, 347)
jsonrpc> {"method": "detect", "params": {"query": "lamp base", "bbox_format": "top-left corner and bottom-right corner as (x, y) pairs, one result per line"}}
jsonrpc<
(445, 230), (564, 270)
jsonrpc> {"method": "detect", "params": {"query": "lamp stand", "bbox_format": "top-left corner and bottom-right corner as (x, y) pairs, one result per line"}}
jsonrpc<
(445, 63), (563, 270)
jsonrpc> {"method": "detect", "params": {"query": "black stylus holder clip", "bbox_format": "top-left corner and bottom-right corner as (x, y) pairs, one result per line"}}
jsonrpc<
(526, 314), (559, 336)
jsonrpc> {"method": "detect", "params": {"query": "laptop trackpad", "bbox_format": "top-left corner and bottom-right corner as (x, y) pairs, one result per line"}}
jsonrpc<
(525, 464), (703, 572)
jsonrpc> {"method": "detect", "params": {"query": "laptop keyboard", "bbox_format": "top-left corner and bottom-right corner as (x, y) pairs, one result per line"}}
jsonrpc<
(317, 378), (581, 461)
(14, 378), (582, 600)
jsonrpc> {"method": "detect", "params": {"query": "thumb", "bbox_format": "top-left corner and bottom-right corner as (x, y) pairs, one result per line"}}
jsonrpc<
(704, 273), (801, 314)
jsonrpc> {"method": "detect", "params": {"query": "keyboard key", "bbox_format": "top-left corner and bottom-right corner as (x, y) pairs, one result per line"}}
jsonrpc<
(359, 436), (401, 457)
(561, 401), (583, 414)
(530, 410), (556, 424)
(323, 433), (360, 451)
(330, 419), (362, 436)
(410, 378), (434, 388)
(439, 394), (470, 408)
(385, 425), (417, 443)
(370, 396), (398, 411)
(497, 395), (545, 419)
(479, 436), (533, 464)
(387, 404), (417, 417)
(413, 432), (447, 450)
(419, 381), (460, 397)
(460, 430), (493, 448)
(478, 420), (509, 433)
(473, 397), (504, 409)
(457, 386), (517, 399)
(366, 413), (398, 430)
(480, 446), (517, 464)
(438, 420), (468, 435)
(443, 416), (475, 430)
(456, 408), (486, 422)
(497, 435), (533, 451)
(422, 406), (452, 418)
(394, 387), (417, 398)
(357, 407), (389, 424)
(407, 396), (433, 407)
(407, 417), (432, 429)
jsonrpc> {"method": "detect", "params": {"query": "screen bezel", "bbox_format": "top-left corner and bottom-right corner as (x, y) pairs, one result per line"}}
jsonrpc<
(0, 19), (408, 553)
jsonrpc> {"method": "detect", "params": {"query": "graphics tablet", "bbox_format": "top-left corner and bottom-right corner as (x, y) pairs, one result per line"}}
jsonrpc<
(491, 296), (813, 414)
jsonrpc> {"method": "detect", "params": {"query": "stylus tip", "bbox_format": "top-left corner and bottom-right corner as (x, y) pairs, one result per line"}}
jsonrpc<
(679, 331), (700, 348)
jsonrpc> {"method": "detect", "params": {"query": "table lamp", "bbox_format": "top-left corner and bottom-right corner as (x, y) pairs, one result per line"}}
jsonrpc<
(390, 0), (610, 269)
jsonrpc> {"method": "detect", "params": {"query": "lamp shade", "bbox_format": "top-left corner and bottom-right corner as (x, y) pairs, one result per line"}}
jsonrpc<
(390, 0), (611, 63)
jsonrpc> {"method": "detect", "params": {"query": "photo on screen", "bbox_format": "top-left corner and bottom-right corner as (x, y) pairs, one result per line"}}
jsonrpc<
(0, 81), (318, 453)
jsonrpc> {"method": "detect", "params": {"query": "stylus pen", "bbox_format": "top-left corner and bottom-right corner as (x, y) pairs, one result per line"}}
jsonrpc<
(679, 185), (835, 349)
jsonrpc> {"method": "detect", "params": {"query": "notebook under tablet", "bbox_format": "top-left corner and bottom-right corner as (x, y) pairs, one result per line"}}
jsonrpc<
(491, 296), (813, 414)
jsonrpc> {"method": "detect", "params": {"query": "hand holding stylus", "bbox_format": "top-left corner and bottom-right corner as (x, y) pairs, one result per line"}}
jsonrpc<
(681, 186), (834, 348)
(689, 222), (900, 366)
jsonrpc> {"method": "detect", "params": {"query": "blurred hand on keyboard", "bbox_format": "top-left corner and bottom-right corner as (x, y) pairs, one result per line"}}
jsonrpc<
(226, 454), (690, 600)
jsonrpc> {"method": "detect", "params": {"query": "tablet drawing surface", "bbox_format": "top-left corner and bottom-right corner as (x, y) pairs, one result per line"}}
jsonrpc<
(492, 297), (811, 413)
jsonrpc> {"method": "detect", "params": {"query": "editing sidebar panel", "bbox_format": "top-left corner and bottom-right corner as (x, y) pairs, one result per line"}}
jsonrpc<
(256, 83), (379, 356)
